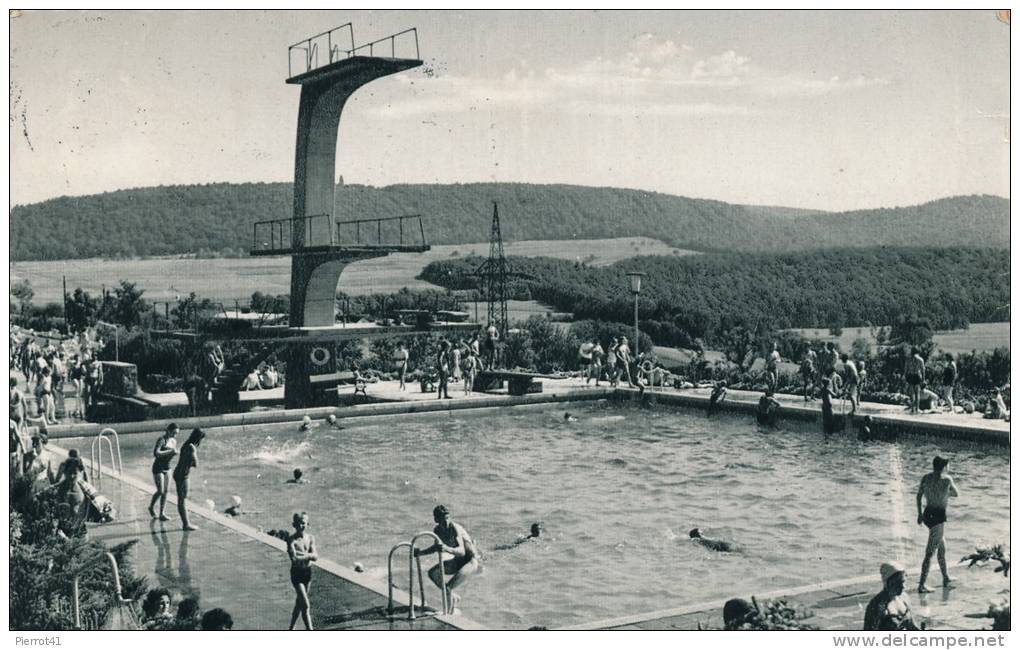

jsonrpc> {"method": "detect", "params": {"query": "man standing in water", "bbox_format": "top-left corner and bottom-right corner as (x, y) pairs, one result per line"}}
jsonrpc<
(415, 505), (480, 612)
(916, 456), (959, 593)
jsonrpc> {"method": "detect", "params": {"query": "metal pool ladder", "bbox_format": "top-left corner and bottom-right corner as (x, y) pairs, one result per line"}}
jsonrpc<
(387, 532), (450, 620)
(89, 427), (123, 488)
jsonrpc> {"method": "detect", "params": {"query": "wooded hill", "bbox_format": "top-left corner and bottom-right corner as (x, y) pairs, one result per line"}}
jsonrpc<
(420, 247), (1010, 346)
(10, 182), (1008, 261)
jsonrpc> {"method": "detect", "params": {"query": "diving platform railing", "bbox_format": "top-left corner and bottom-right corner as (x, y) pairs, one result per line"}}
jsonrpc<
(288, 24), (419, 78)
(387, 532), (451, 620)
(251, 214), (429, 255)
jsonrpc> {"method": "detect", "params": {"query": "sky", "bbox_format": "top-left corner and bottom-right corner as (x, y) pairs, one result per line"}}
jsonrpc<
(8, 9), (1011, 211)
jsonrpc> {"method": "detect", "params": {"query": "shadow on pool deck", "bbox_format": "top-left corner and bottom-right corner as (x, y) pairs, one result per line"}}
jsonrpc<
(73, 450), (480, 630)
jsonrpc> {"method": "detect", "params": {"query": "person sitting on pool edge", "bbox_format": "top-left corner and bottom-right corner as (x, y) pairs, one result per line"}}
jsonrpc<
(864, 561), (922, 630)
(414, 504), (480, 612)
(494, 523), (543, 551)
(689, 527), (736, 552)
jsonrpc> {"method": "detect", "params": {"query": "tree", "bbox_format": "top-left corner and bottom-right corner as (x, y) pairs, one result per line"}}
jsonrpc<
(11, 279), (33, 314)
(100, 281), (149, 328)
(65, 288), (99, 333)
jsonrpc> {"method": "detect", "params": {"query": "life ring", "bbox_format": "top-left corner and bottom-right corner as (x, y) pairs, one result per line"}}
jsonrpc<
(310, 347), (331, 367)
(640, 360), (654, 375)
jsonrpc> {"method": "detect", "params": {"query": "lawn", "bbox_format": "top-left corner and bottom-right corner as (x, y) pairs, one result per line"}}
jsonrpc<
(11, 237), (695, 305)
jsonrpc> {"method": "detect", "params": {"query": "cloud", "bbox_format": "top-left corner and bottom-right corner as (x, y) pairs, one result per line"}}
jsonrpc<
(367, 33), (887, 120)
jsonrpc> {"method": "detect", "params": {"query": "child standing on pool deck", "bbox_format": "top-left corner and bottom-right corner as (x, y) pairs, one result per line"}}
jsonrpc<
(288, 512), (318, 630)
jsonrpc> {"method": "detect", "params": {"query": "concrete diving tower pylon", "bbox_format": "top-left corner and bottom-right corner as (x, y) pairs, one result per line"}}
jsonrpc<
(247, 25), (435, 409)
(251, 25), (426, 329)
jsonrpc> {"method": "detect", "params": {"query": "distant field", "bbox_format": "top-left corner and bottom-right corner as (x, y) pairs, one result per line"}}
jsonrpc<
(10, 237), (695, 305)
(785, 323), (1010, 354)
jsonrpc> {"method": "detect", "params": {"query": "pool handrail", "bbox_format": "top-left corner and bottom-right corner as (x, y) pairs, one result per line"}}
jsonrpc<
(410, 531), (450, 617)
(72, 552), (136, 629)
(89, 427), (123, 488)
(386, 531), (449, 620)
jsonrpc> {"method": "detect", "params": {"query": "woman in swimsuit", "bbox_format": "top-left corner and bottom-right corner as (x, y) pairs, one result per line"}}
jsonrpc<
(148, 423), (179, 521)
(287, 511), (318, 630)
(172, 428), (205, 531)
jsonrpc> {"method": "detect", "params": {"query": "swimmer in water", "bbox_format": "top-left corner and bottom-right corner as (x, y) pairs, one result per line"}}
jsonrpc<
(493, 523), (543, 551)
(563, 413), (578, 422)
(916, 456), (959, 593)
(689, 528), (736, 553)
(756, 390), (780, 427)
(300, 416), (312, 431)
(286, 468), (307, 484)
(223, 495), (258, 517)
(707, 381), (727, 417)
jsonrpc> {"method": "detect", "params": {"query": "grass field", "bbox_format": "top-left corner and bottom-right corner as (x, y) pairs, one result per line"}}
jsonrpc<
(785, 323), (1010, 354)
(10, 237), (695, 305)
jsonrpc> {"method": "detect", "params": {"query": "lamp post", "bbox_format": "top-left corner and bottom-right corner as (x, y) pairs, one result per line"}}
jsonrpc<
(626, 272), (646, 358)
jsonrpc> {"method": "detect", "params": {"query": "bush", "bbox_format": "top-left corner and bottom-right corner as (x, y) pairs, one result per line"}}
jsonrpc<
(10, 473), (146, 630)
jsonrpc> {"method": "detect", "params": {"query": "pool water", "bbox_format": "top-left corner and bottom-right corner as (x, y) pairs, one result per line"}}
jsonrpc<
(95, 403), (1009, 629)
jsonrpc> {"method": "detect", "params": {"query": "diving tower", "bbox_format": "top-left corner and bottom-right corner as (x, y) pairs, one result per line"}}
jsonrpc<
(246, 24), (474, 408)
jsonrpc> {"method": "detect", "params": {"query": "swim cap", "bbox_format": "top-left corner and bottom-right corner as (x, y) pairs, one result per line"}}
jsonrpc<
(433, 504), (450, 519)
(880, 561), (905, 586)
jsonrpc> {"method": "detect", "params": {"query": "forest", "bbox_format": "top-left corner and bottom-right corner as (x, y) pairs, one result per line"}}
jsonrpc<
(420, 247), (1010, 349)
(10, 182), (1008, 260)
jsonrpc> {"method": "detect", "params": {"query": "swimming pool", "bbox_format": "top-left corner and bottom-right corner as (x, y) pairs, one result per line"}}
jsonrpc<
(91, 402), (1010, 629)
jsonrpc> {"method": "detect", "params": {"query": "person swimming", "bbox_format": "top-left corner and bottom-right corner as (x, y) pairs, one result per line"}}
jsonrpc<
(563, 413), (578, 422)
(493, 523), (543, 551)
(707, 381), (727, 417)
(689, 527), (736, 552)
(286, 468), (307, 484)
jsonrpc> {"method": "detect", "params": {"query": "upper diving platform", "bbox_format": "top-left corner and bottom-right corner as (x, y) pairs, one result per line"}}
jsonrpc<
(287, 24), (421, 84)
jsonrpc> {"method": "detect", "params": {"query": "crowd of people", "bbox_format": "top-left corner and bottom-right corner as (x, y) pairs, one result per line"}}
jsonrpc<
(10, 328), (106, 427)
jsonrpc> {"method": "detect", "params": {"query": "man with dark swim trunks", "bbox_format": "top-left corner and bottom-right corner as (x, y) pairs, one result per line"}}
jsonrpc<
(904, 348), (925, 415)
(414, 504), (479, 612)
(287, 511), (318, 630)
(916, 456), (959, 593)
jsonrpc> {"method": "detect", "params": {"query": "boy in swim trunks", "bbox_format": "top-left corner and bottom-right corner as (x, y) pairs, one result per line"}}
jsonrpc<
(414, 504), (479, 612)
(904, 348), (925, 415)
(288, 511), (318, 630)
(916, 456), (959, 593)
